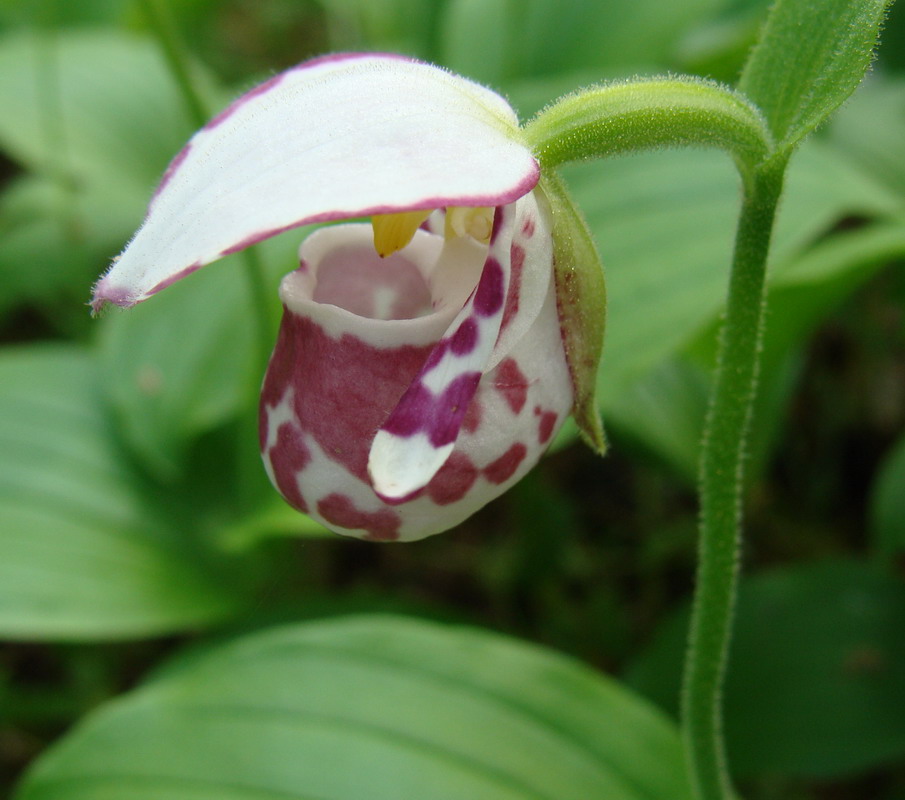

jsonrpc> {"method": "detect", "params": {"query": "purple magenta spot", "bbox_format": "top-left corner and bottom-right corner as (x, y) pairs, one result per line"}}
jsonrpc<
(510, 243), (525, 268)
(462, 399), (482, 434)
(501, 243), (525, 330)
(429, 371), (482, 447)
(538, 409), (558, 444)
(423, 339), (449, 372)
(317, 492), (400, 541)
(269, 423), (311, 513)
(258, 403), (269, 453)
(483, 443), (527, 485)
(495, 358), (529, 415)
(427, 452), (479, 506)
(450, 317), (479, 356)
(382, 382), (434, 437)
(473, 257), (505, 317)
(261, 313), (436, 484)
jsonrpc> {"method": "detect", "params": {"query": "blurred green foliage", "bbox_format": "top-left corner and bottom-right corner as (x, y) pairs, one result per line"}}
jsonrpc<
(0, 1), (903, 798)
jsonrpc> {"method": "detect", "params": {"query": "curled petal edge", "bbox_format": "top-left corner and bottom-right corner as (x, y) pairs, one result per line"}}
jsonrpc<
(91, 53), (539, 313)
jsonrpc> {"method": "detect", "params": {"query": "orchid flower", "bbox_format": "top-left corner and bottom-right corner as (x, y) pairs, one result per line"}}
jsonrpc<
(92, 53), (604, 542)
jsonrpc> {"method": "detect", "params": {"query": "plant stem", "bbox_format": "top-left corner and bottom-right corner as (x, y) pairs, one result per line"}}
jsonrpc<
(138, 0), (276, 369)
(140, 0), (276, 511)
(681, 157), (786, 800)
(139, 0), (208, 129)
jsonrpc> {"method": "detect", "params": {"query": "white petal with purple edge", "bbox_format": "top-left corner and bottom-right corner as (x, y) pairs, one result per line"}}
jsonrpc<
(93, 53), (538, 310)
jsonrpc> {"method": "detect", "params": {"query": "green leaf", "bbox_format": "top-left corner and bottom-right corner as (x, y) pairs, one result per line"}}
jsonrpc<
(217, 495), (332, 552)
(605, 356), (710, 484)
(16, 616), (692, 800)
(870, 431), (905, 561)
(661, 219), (905, 485)
(514, 0), (724, 78)
(0, 28), (222, 326)
(322, 0), (440, 57)
(98, 255), (260, 480)
(0, 28), (198, 190)
(0, 175), (144, 324)
(738, 0), (891, 154)
(0, 0), (128, 28)
(628, 559), (905, 779)
(830, 76), (905, 199)
(0, 346), (240, 640)
(439, 0), (513, 85)
(672, 1), (773, 85)
(562, 137), (899, 404)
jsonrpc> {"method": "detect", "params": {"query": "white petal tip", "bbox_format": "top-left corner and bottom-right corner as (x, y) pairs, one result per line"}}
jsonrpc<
(368, 431), (453, 501)
(89, 277), (137, 315)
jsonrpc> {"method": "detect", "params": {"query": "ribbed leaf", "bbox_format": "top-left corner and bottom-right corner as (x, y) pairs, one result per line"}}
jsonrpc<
(16, 616), (692, 800)
(98, 256), (258, 480)
(830, 76), (905, 197)
(628, 560), (905, 778)
(0, 29), (198, 190)
(561, 137), (899, 402)
(0, 346), (239, 639)
(738, 0), (890, 152)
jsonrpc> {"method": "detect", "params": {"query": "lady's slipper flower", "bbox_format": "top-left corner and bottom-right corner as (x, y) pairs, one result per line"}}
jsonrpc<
(92, 53), (599, 541)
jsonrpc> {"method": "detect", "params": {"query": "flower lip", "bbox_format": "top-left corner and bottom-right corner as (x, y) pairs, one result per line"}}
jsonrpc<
(279, 223), (485, 349)
(91, 52), (539, 313)
(259, 188), (575, 540)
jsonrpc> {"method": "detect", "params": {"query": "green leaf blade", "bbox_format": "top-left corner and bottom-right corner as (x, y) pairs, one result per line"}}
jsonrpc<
(0, 346), (240, 640)
(16, 617), (692, 800)
(738, 0), (891, 153)
(98, 257), (259, 480)
(0, 29), (199, 191)
(628, 560), (905, 779)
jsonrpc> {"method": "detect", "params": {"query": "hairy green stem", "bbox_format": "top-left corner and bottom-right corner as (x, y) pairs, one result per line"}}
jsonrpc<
(528, 80), (785, 798)
(524, 77), (772, 183)
(681, 156), (786, 800)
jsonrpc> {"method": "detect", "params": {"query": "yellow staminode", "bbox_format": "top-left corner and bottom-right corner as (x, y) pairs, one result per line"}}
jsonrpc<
(371, 210), (432, 257)
(371, 206), (496, 258)
(444, 206), (494, 243)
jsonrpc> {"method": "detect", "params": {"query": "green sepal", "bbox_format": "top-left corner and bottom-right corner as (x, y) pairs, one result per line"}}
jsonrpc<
(539, 170), (607, 456)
